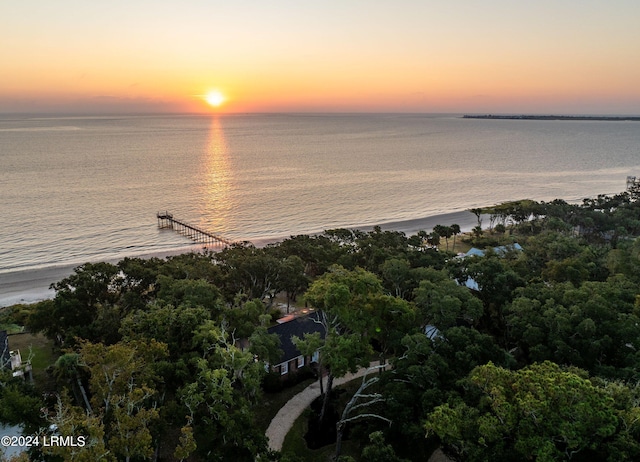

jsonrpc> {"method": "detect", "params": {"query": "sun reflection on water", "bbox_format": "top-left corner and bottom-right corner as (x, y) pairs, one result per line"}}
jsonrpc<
(199, 116), (234, 237)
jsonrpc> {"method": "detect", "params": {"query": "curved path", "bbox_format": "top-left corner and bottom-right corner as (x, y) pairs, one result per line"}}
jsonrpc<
(265, 361), (382, 451)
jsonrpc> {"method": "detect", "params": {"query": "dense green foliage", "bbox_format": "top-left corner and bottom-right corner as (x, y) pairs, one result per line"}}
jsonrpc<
(2, 190), (640, 461)
(425, 361), (636, 462)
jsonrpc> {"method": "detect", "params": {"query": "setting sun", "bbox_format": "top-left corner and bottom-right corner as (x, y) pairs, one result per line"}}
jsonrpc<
(205, 91), (225, 108)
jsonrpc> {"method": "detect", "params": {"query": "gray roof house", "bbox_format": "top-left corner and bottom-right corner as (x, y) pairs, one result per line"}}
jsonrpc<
(465, 243), (523, 258)
(267, 312), (326, 377)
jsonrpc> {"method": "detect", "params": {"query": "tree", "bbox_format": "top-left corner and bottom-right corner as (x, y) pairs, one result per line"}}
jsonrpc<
(173, 417), (197, 462)
(43, 394), (114, 462)
(425, 361), (622, 462)
(469, 208), (483, 227)
(120, 301), (212, 360)
(116, 256), (165, 311)
(216, 243), (284, 304)
(222, 298), (267, 340)
(450, 223), (461, 253)
(494, 223), (506, 234)
(275, 233), (346, 277)
(52, 353), (92, 413)
(303, 266), (383, 425)
(159, 251), (222, 283)
(505, 277), (640, 379)
(426, 231), (440, 248)
(407, 231), (427, 250)
(318, 320), (373, 424)
(249, 325), (283, 365)
(181, 321), (268, 460)
(79, 339), (167, 436)
(51, 262), (122, 309)
(156, 276), (224, 317)
(380, 258), (411, 298)
(379, 327), (512, 460)
(28, 262), (123, 345)
(414, 268), (482, 330)
(279, 255), (309, 312)
(334, 365), (391, 461)
(433, 225), (453, 252)
(361, 431), (409, 462)
(0, 378), (45, 436)
(369, 294), (415, 366)
(43, 340), (169, 462)
(293, 331), (325, 393)
(452, 255), (523, 339)
(107, 389), (159, 462)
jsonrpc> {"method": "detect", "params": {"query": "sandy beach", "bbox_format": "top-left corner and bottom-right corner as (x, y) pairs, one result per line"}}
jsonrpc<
(250, 210), (479, 247)
(363, 209), (478, 235)
(0, 210), (478, 308)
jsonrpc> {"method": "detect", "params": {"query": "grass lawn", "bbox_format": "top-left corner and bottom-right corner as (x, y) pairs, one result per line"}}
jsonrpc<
(437, 233), (473, 255)
(7, 332), (58, 386)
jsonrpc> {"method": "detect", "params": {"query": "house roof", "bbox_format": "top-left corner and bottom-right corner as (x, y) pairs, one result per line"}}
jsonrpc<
(466, 247), (486, 257)
(424, 325), (441, 340)
(267, 312), (326, 365)
(465, 243), (523, 258)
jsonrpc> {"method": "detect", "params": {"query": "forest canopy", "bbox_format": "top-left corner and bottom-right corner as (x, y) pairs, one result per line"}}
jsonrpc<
(2, 190), (640, 461)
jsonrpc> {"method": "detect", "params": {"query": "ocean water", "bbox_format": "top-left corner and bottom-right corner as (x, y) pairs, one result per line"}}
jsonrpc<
(1, 113), (639, 273)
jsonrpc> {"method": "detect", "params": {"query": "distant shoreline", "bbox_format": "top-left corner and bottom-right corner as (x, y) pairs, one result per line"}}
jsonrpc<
(463, 115), (640, 121)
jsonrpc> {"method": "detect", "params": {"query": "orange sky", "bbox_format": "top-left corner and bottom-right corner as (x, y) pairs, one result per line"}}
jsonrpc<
(2, 1), (639, 114)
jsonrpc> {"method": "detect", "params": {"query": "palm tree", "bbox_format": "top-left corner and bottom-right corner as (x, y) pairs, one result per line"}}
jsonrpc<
(433, 225), (453, 252)
(427, 232), (440, 248)
(451, 224), (461, 253)
(53, 353), (93, 414)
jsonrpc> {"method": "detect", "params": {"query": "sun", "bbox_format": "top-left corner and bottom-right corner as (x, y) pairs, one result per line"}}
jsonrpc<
(205, 91), (225, 108)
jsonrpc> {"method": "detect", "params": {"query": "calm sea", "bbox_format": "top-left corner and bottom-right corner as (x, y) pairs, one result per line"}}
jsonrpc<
(1, 113), (639, 273)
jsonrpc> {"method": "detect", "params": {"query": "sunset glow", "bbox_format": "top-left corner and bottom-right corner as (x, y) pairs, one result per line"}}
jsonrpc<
(205, 91), (225, 108)
(1, 2), (639, 114)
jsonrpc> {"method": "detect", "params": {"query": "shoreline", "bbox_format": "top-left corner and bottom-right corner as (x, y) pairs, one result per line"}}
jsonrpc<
(0, 210), (478, 308)
(0, 248), (199, 308)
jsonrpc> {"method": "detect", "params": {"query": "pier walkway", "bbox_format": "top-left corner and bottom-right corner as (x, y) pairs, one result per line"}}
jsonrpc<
(156, 212), (235, 247)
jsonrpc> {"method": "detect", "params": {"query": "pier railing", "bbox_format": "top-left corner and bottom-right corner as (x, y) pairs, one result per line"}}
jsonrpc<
(157, 212), (234, 247)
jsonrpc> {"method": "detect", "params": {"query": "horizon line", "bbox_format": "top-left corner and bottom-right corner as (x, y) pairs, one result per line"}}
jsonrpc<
(2, 110), (640, 118)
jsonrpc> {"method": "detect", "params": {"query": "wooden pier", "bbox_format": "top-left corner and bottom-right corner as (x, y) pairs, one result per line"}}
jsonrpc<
(157, 212), (234, 247)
